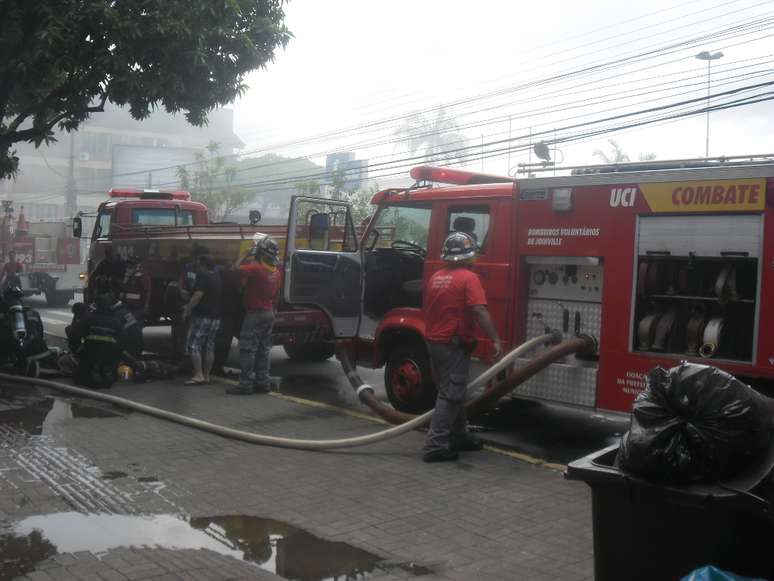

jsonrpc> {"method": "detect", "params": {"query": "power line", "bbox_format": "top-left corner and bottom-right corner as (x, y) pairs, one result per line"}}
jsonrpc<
(108, 10), (774, 180)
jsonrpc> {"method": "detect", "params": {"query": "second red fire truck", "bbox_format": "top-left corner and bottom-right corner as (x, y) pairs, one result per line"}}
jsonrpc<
(283, 159), (774, 414)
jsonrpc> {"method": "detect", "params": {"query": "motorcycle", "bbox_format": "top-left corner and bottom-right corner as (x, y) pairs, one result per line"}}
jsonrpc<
(0, 286), (49, 377)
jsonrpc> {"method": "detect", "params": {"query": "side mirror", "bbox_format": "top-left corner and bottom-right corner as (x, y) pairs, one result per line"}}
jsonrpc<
(309, 212), (330, 250)
(72, 216), (83, 239)
(249, 210), (262, 225)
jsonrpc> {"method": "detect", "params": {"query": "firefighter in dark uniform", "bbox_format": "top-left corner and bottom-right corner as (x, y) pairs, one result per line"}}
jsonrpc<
(422, 232), (503, 463)
(109, 292), (143, 359)
(71, 293), (125, 389)
(120, 257), (151, 354)
(90, 246), (126, 300)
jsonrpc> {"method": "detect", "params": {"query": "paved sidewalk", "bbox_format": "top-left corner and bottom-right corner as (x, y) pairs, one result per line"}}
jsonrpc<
(0, 375), (594, 581)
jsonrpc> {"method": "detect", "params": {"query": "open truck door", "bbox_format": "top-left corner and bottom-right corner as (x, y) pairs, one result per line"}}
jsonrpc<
(284, 196), (362, 337)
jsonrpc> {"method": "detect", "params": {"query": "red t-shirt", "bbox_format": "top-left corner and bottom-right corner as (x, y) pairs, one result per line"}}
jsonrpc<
(424, 267), (487, 343)
(239, 261), (280, 312)
(2, 261), (23, 277)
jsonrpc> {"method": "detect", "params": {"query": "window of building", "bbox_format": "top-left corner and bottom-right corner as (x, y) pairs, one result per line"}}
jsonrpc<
(447, 205), (491, 253)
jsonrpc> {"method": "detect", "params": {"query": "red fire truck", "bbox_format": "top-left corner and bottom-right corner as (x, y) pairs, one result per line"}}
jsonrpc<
(10, 219), (83, 307)
(76, 188), (334, 361)
(283, 161), (774, 414)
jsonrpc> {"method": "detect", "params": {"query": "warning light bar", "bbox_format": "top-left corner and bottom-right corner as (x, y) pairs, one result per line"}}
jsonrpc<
(410, 166), (513, 186)
(108, 188), (191, 201)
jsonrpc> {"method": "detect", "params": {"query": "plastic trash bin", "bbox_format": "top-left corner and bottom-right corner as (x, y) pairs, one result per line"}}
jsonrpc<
(565, 443), (774, 581)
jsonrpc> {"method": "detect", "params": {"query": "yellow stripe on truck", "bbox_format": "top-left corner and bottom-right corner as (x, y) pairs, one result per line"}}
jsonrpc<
(640, 178), (765, 212)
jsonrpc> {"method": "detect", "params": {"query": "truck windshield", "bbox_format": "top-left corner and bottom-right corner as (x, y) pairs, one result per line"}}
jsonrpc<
(372, 204), (432, 251)
(95, 211), (111, 239)
(131, 208), (194, 226)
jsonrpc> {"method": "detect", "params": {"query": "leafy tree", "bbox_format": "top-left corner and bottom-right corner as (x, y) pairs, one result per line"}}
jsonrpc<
(295, 179), (322, 197)
(394, 106), (468, 164)
(0, 1), (291, 179)
(178, 142), (252, 222)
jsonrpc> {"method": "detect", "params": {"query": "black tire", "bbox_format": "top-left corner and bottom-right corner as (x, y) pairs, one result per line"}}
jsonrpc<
(45, 289), (73, 308)
(384, 342), (437, 413)
(283, 341), (335, 362)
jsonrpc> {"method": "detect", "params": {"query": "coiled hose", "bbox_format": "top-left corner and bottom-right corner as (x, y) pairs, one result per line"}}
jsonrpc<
(0, 333), (591, 451)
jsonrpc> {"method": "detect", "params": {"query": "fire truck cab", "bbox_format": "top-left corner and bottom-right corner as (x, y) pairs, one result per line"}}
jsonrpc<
(284, 162), (774, 414)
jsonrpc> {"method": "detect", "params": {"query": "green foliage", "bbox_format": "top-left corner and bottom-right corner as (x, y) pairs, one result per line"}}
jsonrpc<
(295, 179), (322, 197)
(342, 184), (378, 224)
(227, 154), (320, 218)
(0, 0), (291, 179)
(178, 142), (252, 221)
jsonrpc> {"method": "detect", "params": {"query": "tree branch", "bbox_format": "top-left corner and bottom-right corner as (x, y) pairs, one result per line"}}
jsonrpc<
(1, 91), (108, 147)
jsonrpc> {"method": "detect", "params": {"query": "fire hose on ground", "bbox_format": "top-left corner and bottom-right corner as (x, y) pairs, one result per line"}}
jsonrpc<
(0, 332), (595, 451)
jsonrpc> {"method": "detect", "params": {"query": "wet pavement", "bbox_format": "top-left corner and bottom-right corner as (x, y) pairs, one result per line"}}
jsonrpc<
(2, 512), (432, 580)
(0, 367), (597, 580)
(1, 297), (625, 580)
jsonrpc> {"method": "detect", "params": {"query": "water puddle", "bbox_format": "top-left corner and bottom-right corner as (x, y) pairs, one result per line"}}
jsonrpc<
(0, 513), (432, 580)
(0, 388), (125, 436)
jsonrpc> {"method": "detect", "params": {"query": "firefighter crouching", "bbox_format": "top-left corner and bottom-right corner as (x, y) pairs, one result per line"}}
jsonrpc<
(422, 232), (503, 463)
(69, 293), (125, 389)
(230, 234), (280, 395)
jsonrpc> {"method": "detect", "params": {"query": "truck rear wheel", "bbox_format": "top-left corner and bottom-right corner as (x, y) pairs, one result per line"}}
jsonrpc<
(384, 343), (437, 413)
(283, 341), (335, 362)
(45, 289), (73, 308)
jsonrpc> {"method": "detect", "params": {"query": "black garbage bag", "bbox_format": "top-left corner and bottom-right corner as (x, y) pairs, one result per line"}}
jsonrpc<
(619, 363), (773, 482)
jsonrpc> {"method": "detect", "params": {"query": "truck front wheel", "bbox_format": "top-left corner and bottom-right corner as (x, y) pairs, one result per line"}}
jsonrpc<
(384, 343), (437, 413)
(283, 341), (335, 362)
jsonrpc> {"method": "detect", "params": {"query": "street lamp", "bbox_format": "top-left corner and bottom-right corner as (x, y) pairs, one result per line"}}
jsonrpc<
(695, 50), (724, 157)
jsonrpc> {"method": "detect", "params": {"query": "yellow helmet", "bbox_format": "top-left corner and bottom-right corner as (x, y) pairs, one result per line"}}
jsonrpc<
(117, 364), (134, 382)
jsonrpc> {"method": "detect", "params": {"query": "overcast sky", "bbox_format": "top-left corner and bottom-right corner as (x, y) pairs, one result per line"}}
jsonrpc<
(233, 0), (773, 181)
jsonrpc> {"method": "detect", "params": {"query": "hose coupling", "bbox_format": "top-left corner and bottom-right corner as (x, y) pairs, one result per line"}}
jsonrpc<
(575, 334), (599, 355)
(356, 384), (376, 399)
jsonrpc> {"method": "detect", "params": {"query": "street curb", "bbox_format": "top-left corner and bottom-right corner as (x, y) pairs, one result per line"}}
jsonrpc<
(212, 376), (565, 472)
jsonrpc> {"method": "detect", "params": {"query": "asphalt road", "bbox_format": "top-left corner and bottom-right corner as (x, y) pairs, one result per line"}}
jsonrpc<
(29, 295), (628, 465)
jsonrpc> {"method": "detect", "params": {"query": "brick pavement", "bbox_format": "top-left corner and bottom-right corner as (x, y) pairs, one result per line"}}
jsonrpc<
(0, 376), (595, 581)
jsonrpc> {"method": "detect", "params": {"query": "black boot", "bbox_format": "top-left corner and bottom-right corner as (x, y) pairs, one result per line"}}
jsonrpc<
(422, 449), (459, 463)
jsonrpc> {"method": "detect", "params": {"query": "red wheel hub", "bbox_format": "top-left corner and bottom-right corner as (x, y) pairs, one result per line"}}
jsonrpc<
(392, 359), (423, 402)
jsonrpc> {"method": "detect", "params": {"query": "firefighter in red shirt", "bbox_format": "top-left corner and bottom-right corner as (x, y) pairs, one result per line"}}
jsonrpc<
(422, 232), (503, 463)
(0, 250), (24, 290)
(229, 234), (280, 395)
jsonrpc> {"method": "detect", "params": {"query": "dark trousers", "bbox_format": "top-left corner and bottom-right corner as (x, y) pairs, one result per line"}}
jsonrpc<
(75, 342), (120, 389)
(423, 341), (470, 454)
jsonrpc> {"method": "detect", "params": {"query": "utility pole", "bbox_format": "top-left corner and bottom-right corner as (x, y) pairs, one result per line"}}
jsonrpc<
(695, 50), (724, 157)
(65, 132), (77, 218)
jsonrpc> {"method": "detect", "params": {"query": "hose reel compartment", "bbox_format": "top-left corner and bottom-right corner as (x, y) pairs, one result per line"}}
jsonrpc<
(633, 215), (762, 362)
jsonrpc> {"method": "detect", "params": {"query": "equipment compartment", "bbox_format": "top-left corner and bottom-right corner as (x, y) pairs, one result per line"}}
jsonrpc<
(633, 214), (761, 363)
(632, 256), (758, 361)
